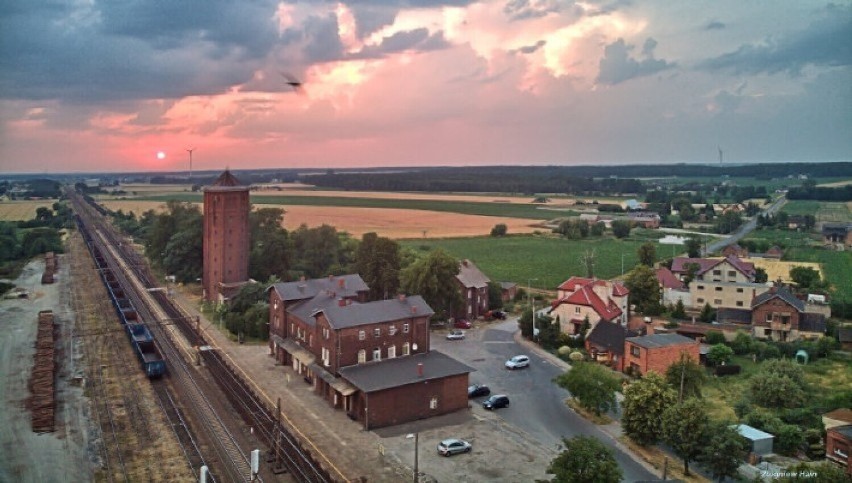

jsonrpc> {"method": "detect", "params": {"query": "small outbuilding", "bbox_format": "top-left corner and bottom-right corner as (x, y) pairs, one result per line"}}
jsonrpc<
(735, 424), (774, 457)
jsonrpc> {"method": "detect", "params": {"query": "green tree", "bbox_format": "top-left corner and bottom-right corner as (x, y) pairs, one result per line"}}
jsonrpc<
(670, 299), (687, 319)
(545, 435), (622, 483)
(291, 224), (353, 278)
(665, 354), (706, 400)
(706, 344), (733, 366)
(21, 227), (63, 257)
(611, 220), (631, 238)
(624, 265), (662, 315)
(685, 237), (702, 258)
(161, 219), (203, 283)
(490, 223), (508, 236)
(590, 222), (605, 236)
(355, 232), (401, 300)
(622, 372), (677, 445)
(705, 330), (726, 345)
(749, 359), (806, 409)
(714, 211), (743, 234)
(698, 302), (716, 323)
(753, 267), (769, 283)
(400, 249), (463, 320)
(637, 242), (656, 267)
(683, 262), (701, 287)
(554, 362), (621, 416)
(661, 398), (710, 476)
(249, 207), (292, 282)
(789, 266), (821, 289)
(729, 330), (754, 355)
(699, 421), (746, 482)
(487, 281), (504, 310)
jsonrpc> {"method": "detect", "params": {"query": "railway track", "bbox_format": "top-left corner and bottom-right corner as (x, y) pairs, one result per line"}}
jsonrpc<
(71, 187), (340, 482)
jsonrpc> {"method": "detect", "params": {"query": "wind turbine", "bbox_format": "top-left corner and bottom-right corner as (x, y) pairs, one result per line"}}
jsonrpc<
(186, 147), (195, 180)
(718, 145), (723, 165)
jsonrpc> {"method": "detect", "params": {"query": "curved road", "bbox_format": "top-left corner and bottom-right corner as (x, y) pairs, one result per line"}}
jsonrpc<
(433, 320), (657, 482)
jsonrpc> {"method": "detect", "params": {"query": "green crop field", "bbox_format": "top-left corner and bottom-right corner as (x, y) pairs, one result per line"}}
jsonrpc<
(742, 228), (819, 248)
(400, 234), (669, 289)
(137, 193), (574, 220)
(782, 200), (851, 223)
(784, 247), (852, 302)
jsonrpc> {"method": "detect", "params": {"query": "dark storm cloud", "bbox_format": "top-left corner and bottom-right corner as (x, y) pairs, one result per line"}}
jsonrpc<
(596, 38), (674, 85)
(349, 28), (449, 59)
(704, 20), (725, 30)
(700, 5), (852, 75)
(514, 40), (547, 55)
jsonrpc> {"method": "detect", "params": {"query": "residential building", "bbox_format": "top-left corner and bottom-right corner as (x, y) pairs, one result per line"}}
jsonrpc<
(499, 281), (517, 302)
(671, 255), (769, 310)
(823, 223), (852, 248)
(823, 409), (852, 430)
(627, 212), (661, 228)
(624, 333), (700, 376)
(267, 275), (473, 428)
(550, 277), (629, 334)
(751, 286), (827, 341)
(722, 244), (749, 258)
(585, 321), (638, 371)
(455, 259), (490, 320)
(202, 169), (250, 303)
(655, 267), (691, 307)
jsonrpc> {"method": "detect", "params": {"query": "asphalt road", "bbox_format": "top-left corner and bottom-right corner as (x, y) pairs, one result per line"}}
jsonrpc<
(703, 196), (787, 255)
(433, 319), (657, 482)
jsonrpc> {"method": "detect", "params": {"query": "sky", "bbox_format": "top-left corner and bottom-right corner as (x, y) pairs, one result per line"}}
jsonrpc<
(0, 0), (850, 174)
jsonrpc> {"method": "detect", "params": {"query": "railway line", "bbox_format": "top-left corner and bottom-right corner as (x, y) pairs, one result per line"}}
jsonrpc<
(70, 189), (337, 482)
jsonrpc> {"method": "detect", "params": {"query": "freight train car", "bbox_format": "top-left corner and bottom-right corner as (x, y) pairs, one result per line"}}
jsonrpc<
(126, 323), (166, 378)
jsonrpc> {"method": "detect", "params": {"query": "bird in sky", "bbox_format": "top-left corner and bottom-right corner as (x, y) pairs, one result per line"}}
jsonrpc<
(280, 72), (304, 94)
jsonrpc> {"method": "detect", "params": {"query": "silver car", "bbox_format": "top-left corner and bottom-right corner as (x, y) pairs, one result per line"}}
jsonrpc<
(446, 329), (465, 340)
(504, 355), (530, 369)
(437, 438), (472, 456)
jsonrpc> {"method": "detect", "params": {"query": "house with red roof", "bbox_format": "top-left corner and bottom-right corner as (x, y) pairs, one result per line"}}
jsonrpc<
(550, 277), (629, 335)
(655, 267), (691, 307)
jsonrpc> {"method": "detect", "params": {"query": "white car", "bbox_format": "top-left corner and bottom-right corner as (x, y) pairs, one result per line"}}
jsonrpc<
(446, 329), (466, 340)
(504, 355), (530, 370)
(437, 438), (472, 456)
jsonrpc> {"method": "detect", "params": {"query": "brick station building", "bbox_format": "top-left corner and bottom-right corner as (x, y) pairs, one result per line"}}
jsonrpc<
(268, 274), (472, 428)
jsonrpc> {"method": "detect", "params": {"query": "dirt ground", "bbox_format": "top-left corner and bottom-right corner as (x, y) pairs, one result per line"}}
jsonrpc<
(0, 257), (93, 483)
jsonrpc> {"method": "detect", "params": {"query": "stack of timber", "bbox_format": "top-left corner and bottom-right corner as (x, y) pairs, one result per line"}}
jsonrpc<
(41, 252), (56, 284)
(30, 310), (57, 433)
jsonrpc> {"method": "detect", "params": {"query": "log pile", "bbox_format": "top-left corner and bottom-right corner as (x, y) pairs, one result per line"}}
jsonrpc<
(30, 310), (57, 433)
(41, 252), (56, 284)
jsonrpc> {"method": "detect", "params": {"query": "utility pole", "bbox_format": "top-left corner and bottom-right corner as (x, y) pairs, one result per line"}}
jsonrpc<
(528, 278), (538, 341)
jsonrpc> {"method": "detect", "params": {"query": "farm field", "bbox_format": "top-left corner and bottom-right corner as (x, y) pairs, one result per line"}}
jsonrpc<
(98, 200), (544, 239)
(0, 200), (55, 220)
(133, 193), (575, 220)
(746, 258), (822, 284)
(401, 235), (651, 289)
(784, 247), (852, 302)
(782, 200), (852, 223)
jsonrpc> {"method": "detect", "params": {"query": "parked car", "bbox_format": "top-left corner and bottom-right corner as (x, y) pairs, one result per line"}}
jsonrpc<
(446, 329), (465, 340)
(504, 355), (530, 370)
(490, 310), (506, 320)
(467, 383), (491, 398)
(482, 394), (510, 410)
(454, 319), (472, 329)
(437, 438), (472, 456)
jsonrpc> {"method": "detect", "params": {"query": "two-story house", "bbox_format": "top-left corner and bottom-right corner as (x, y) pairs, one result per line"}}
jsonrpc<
(751, 286), (827, 342)
(455, 259), (490, 320)
(671, 255), (769, 310)
(549, 277), (629, 335)
(268, 275), (473, 428)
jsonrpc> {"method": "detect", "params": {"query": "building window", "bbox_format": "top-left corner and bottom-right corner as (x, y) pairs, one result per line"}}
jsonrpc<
(357, 349), (366, 363)
(373, 348), (381, 361)
(403, 323), (410, 333)
(715, 287), (723, 292)
(697, 298), (704, 304)
(766, 313), (772, 322)
(713, 270), (721, 276)
(359, 330), (365, 341)
(736, 301), (744, 307)
(388, 345), (396, 359)
(728, 271), (736, 277)
(322, 347), (330, 366)
(430, 397), (438, 409)
(402, 342), (410, 356)
(374, 328), (381, 338)
(714, 299), (722, 305)
(763, 328), (771, 336)
(736, 288), (744, 293)
(389, 326), (397, 336)
(630, 345), (640, 357)
(697, 285), (705, 290)
(323, 328), (329, 339)
(574, 307), (581, 314)
(274, 301), (278, 310)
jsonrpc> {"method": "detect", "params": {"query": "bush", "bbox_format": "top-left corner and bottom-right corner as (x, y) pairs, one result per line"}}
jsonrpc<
(705, 330), (726, 345)
(557, 346), (572, 356)
(490, 223), (508, 237)
(569, 351), (585, 362)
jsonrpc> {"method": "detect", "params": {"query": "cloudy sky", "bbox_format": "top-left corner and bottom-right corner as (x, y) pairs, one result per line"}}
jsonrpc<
(1, 0), (850, 174)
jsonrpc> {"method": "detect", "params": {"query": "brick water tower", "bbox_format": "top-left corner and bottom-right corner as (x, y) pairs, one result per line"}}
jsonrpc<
(203, 169), (250, 303)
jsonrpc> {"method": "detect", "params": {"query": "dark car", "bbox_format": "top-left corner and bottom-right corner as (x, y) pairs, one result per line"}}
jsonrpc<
(437, 438), (472, 456)
(454, 319), (472, 329)
(482, 394), (510, 410)
(490, 310), (506, 320)
(467, 383), (491, 398)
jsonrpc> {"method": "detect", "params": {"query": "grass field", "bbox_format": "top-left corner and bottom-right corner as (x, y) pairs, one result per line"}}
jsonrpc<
(783, 247), (852, 301)
(0, 200), (55, 221)
(742, 228), (819, 248)
(400, 234), (652, 289)
(136, 193), (575, 220)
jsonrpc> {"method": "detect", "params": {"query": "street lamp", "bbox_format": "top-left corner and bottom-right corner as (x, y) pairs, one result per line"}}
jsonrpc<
(406, 432), (419, 483)
(528, 278), (538, 341)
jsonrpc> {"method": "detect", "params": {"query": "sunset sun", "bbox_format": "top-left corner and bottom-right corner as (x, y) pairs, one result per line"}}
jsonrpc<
(156, 151), (166, 160)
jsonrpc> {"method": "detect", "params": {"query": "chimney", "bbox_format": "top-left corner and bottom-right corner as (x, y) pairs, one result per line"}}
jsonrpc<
(398, 294), (406, 302)
(338, 278), (345, 288)
(338, 298), (346, 307)
(411, 305), (417, 314)
(417, 363), (423, 377)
